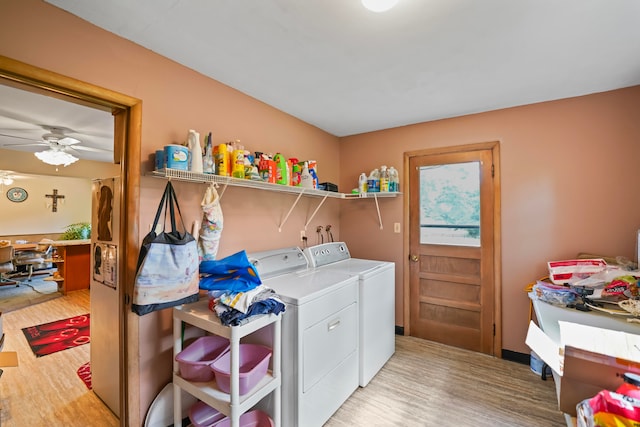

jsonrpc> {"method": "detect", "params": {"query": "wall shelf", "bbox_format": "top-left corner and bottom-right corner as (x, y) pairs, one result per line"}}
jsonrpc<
(149, 168), (401, 230)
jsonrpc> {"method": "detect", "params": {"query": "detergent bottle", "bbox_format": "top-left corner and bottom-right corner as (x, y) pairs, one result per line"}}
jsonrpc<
(368, 169), (380, 193)
(203, 132), (215, 174)
(188, 129), (203, 173)
(358, 172), (368, 193)
(231, 140), (245, 179)
(273, 153), (289, 185)
(216, 142), (230, 176)
(389, 166), (399, 192)
(300, 162), (314, 189)
(379, 165), (390, 192)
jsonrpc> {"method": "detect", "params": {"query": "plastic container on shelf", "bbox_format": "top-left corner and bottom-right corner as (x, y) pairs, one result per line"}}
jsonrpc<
(210, 344), (272, 395)
(367, 168), (380, 193)
(189, 401), (226, 427)
(189, 129), (204, 173)
(211, 410), (274, 427)
(379, 165), (390, 192)
(389, 166), (399, 192)
(358, 172), (368, 193)
(273, 153), (289, 185)
(165, 144), (189, 170)
(215, 143), (230, 177)
(175, 336), (231, 382)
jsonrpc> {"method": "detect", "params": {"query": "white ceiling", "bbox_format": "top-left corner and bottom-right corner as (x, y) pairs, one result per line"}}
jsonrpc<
(0, 84), (114, 163)
(2, 0), (639, 165)
(43, 0), (640, 137)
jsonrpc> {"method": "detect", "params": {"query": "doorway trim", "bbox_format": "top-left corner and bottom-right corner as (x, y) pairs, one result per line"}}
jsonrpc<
(0, 55), (141, 426)
(403, 141), (502, 356)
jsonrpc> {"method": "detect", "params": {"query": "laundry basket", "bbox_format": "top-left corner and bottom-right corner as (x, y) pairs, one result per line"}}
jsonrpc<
(176, 335), (230, 382)
(210, 344), (272, 395)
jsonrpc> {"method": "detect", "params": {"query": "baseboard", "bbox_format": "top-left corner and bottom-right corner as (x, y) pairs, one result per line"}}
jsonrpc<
(502, 349), (529, 365)
(395, 325), (404, 335)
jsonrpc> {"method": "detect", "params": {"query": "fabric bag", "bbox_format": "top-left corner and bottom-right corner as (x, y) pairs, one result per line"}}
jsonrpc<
(132, 181), (200, 315)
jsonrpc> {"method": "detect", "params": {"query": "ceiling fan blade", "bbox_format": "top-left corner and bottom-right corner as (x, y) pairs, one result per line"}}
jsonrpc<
(67, 144), (112, 153)
(56, 136), (81, 146)
(0, 132), (38, 142)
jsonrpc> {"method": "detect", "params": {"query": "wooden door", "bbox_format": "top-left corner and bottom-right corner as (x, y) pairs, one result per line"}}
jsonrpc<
(408, 144), (499, 355)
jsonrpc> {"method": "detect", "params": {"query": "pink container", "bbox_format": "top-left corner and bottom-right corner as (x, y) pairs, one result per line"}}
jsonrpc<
(189, 401), (226, 427)
(210, 344), (272, 395)
(212, 410), (274, 427)
(176, 336), (230, 382)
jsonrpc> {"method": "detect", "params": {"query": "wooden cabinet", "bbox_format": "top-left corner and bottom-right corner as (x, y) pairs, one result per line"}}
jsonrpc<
(46, 240), (91, 294)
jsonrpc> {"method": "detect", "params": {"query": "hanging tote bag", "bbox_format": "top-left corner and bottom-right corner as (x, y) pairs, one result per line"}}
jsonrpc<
(132, 181), (200, 315)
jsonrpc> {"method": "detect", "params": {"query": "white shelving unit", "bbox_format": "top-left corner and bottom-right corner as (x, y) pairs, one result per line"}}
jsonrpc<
(173, 299), (282, 427)
(150, 168), (401, 230)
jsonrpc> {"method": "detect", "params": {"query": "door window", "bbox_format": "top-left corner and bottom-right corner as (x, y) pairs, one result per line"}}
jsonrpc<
(419, 162), (480, 246)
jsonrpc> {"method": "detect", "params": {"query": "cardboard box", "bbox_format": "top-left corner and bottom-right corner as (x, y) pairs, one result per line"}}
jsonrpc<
(526, 320), (640, 416)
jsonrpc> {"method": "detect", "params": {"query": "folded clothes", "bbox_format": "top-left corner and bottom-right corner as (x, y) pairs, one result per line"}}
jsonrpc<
(215, 297), (286, 327)
(214, 285), (274, 314)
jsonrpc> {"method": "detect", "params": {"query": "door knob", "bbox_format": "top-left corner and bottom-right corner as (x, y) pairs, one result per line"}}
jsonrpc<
(409, 254), (419, 262)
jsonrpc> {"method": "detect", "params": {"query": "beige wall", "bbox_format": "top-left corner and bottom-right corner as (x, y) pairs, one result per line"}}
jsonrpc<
(340, 85), (640, 353)
(1, 0), (341, 423)
(0, 171), (92, 236)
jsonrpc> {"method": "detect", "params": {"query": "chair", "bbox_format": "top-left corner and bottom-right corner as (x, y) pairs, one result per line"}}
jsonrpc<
(0, 245), (18, 287)
(13, 242), (51, 282)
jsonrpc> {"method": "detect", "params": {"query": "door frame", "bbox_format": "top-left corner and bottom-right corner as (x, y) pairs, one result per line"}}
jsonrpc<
(403, 141), (502, 356)
(0, 55), (142, 426)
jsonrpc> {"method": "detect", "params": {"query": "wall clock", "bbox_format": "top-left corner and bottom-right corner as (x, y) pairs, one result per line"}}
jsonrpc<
(7, 187), (28, 203)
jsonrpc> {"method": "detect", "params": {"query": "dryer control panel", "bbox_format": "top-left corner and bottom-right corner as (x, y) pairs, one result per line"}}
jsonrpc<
(304, 242), (351, 268)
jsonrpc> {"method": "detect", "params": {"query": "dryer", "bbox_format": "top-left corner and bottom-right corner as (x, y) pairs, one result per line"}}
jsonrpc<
(248, 247), (359, 427)
(304, 242), (395, 387)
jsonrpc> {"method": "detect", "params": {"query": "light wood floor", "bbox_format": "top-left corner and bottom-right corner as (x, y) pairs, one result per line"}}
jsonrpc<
(0, 289), (117, 427)
(0, 291), (564, 426)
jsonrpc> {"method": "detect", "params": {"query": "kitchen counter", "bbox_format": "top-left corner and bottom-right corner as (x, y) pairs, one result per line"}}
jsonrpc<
(50, 239), (91, 247)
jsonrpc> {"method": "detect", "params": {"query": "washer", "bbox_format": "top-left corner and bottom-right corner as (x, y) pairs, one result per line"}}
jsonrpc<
(304, 242), (395, 387)
(248, 247), (359, 427)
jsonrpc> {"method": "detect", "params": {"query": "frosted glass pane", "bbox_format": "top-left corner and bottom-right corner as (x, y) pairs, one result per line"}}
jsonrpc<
(419, 162), (480, 246)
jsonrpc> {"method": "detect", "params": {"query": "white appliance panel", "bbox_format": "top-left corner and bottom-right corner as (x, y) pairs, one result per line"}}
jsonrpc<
(303, 302), (357, 392)
(304, 242), (396, 387)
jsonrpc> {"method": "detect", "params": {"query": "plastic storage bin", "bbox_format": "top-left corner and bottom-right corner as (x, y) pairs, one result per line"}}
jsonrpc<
(176, 335), (231, 382)
(210, 344), (272, 395)
(212, 410), (274, 427)
(189, 401), (226, 427)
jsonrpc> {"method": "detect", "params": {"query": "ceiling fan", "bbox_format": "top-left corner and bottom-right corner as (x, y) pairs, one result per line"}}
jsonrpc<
(0, 125), (110, 166)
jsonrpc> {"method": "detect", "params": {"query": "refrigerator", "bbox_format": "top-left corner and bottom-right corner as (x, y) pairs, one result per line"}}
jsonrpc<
(90, 177), (121, 417)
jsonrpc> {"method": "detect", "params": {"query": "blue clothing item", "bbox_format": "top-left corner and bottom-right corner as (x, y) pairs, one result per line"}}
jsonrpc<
(199, 250), (262, 291)
(218, 298), (286, 326)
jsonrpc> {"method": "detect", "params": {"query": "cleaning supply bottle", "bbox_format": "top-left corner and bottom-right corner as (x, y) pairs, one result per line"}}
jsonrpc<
(216, 142), (229, 176)
(273, 153), (289, 185)
(232, 140), (245, 179)
(389, 166), (399, 192)
(188, 129), (203, 173)
(300, 162), (314, 189)
(358, 172), (368, 193)
(380, 165), (390, 192)
(368, 168), (380, 193)
(203, 132), (215, 174)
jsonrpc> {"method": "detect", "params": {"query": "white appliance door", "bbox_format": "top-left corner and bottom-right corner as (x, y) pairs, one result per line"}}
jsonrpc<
(90, 177), (121, 417)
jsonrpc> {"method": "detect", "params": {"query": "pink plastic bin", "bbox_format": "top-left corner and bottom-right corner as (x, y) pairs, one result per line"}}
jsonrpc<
(176, 335), (230, 382)
(189, 401), (226, 427)
(212, 410), (274, 427)
(210, 344), (272, 395)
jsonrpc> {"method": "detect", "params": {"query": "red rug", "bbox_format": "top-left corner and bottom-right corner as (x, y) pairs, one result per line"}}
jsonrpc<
(77, 362), (92, 389)
(22, 313), (90, 357)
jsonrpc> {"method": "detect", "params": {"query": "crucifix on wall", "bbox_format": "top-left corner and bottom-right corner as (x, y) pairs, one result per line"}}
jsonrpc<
(45, 189), (65, 212)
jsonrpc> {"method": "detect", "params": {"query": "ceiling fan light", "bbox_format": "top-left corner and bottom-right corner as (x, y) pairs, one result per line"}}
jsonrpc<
(361, 0), (399, 12)
(35, 150), (79, 167)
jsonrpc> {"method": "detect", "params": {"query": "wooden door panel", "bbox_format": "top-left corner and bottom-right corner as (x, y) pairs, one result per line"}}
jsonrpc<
(408, 144), (498, 355)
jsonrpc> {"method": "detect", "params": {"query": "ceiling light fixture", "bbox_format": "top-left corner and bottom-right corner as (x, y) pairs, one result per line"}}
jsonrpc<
(0, 171), (14, 186)
(361, 0), (399, 12)
(34, 150), (79, 167)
